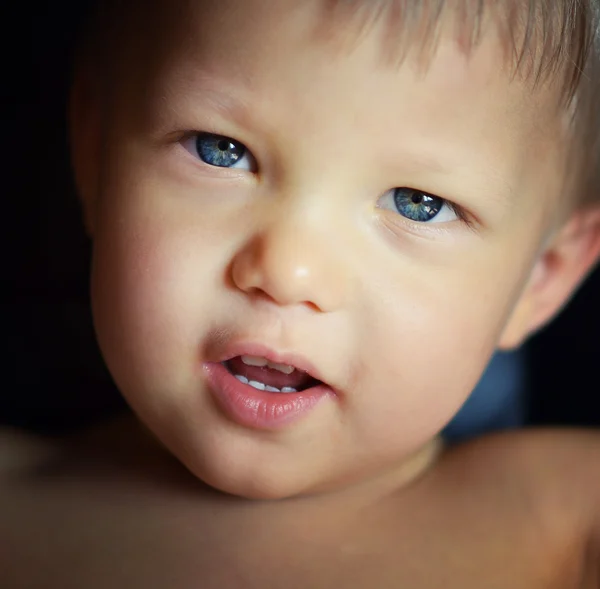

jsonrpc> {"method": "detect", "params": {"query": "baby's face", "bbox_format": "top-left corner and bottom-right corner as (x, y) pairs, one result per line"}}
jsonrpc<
(86, 0), (566, 497)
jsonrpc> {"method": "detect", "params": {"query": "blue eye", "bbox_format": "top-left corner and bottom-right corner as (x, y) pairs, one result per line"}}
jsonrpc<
(184, 133), (256, 171)
(379, 187), (458, 223)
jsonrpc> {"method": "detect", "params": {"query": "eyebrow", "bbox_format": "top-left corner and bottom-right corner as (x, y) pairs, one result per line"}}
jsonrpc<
(158, 68), (517, 208)
(392, 149), (454, 177)
(161, 70), (257, 131)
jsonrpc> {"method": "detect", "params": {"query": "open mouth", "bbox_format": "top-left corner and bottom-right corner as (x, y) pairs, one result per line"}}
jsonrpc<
(223, 355), (322, 393)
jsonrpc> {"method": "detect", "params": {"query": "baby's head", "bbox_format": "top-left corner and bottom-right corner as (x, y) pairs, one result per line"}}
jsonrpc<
(71, 0), (600, 499)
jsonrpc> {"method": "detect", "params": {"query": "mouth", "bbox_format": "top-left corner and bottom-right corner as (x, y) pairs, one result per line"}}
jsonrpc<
(204, 346), (333, 429)
(223, 355), (323, 393)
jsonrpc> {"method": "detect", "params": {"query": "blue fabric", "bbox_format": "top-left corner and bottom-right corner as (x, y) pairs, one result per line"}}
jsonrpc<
(443, 349), (526, 442)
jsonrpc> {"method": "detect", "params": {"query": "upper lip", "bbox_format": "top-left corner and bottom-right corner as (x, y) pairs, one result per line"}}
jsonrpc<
(208, 341), (331, 388)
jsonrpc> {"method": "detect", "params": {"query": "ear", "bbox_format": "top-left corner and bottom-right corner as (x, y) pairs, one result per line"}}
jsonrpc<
(69, 73), (102, 237)
(499, 207), (600, 350)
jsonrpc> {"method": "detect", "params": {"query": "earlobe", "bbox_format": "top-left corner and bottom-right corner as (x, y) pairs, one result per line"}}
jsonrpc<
(498, 207), (600, 350)
(69, 74), (101, 237)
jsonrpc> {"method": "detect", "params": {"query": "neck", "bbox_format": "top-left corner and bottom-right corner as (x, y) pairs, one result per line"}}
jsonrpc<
(287, 437), (444, 512)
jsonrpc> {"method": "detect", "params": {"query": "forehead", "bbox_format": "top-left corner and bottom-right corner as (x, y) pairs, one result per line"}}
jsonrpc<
(131, 0), (562, 136)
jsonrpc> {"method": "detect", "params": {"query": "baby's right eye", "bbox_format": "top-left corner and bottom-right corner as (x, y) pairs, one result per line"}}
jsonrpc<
(183, 133), (257, 171)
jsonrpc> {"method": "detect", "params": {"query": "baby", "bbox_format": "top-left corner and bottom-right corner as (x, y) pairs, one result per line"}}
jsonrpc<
(2, 0), (600, 587)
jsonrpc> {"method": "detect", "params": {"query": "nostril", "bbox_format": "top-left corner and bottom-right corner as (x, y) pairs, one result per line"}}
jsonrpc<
(229, 228), (344, 312)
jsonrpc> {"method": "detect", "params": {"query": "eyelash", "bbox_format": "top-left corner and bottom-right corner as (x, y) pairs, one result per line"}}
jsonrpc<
(181, 132), (257, 172)
(378, 187), (466, 225)
(180, 132), (471, 227)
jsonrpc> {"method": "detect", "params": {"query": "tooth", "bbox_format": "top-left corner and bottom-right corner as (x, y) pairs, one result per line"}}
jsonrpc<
(265, 386), (280, 393)
(266, 361), (295, 375)
(248, 380), (266, 391)
(235, 374), (249, 384)
(281, 387), (297, 393)
(241, 355), (268, 367)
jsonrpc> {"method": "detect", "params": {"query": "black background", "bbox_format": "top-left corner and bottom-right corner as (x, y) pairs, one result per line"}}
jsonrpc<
(1, 1), (599, 434)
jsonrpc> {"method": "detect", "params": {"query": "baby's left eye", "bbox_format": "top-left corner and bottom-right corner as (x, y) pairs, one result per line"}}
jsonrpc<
(378, 187), (458, 223)
(183, 133), (257, 171)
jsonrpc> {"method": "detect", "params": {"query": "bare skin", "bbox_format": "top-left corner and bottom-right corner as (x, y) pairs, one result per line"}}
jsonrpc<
(2, 417), (599, 589)
(5, 3), (600, 586)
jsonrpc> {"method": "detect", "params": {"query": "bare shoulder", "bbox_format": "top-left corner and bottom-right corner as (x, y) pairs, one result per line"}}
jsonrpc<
(443, 428), (600, 581)
(0, 427), (63, 476)
(0, 418), (211, 589)
(452, 426), (600, 468)
(0, 416), (174, 489)
(444, 428), (600, 510)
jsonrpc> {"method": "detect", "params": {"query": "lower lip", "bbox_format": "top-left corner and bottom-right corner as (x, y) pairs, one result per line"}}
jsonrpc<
(204, 362), (332, 430)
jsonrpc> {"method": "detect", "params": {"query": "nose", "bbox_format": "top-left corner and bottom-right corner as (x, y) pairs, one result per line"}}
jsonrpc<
(230, 216), (349, 312)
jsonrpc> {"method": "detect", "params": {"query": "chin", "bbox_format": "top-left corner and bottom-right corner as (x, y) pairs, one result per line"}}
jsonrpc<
(190, 459), (314, 500)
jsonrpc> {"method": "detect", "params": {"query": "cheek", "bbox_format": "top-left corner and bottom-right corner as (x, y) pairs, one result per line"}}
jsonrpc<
(90, 201), (225, 389)
(355, 257), (520, 440)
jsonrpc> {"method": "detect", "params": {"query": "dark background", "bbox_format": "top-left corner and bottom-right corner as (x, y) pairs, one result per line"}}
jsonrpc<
(1, 1), (599, 434)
